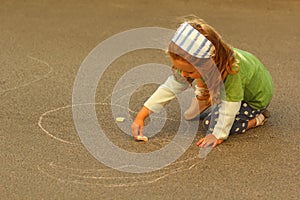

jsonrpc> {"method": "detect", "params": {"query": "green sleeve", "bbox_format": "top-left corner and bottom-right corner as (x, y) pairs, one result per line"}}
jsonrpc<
(222, 72), (244, 102)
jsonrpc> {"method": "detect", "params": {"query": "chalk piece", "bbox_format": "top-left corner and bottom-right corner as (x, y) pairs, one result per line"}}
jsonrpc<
(135, 135), (148, 142)
(116, 117), (125, 122)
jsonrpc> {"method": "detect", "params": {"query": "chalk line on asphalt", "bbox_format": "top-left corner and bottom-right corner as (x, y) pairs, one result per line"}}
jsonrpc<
(32, 58), (200, 188)
(0, 55), (53, 96)
(37, 155), (200, 187)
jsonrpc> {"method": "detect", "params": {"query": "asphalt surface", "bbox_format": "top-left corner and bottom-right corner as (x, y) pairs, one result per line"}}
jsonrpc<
(1, 0), (299, 199)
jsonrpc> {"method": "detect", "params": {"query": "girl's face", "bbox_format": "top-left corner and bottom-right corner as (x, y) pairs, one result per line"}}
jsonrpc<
(171, 58), (201, 79)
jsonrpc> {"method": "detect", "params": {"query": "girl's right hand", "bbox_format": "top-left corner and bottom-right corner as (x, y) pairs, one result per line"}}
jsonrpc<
(131, 106), (150, 139)
(131, 118), (145, 138)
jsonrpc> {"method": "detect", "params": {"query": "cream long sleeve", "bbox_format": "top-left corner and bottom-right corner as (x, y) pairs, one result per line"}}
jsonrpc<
(211, 100), (241, 140)
(144, 73), (242, 141)
(144, 75), (190, 113)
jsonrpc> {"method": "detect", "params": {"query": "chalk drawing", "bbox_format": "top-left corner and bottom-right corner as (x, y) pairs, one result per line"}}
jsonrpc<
(32, 57), (202, 187)
(37, 155), (200, 187)
(37, 99), (202, 186)
(0, 55), (53, 96)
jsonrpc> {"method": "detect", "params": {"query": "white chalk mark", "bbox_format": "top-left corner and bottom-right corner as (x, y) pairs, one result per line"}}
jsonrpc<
(38, 102), (134, 144)
(37, 165), (67, 183)
(110, 3), (127, 9)
(2, 54), (202, 187)
(169, 155), (198, 166)
(49, 162), (169, 179)
(37, 156), (200, 187)
(38, 78), (181, 145)
(35, 62), (201, 186)
(38, 100), (181, 144)
(146, 166), (186, 184)
(188, 163), (197, 170)
(1, 55), (53, 96)
(38, 104), (77, 145)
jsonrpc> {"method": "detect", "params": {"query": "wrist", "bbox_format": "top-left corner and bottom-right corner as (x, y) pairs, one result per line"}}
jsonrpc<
(136, 106), (151, 120)
(195, 85), (209, 97)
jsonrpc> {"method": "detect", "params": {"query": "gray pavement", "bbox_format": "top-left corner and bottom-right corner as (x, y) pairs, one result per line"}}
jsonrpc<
(1, 0), (299, 199)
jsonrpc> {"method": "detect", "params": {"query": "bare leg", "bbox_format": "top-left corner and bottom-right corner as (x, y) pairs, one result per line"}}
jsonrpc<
(246, 118), (257, 130)
(246, 114), (266, 130)
(197, 78), (206, 88)
(184, 79), (211, 120)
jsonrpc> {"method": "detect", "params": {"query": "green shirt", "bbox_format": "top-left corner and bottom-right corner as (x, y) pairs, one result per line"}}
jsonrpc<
(223, 48), (274, 109)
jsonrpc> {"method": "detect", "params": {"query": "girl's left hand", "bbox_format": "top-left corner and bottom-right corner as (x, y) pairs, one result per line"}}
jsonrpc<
(197, 134), (224, 148)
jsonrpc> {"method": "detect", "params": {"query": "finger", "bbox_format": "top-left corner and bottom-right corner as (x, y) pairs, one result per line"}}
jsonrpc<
(203, 141), (211, 148)
(131, 124), (139, 137)
(204, 139), (215, 148)
(213, 139), (223, 147)
(217, 139), (224, 145)
(197, 138), (205, 146)
(139, 126), (144, 136)
(200, 140), (209, 148)
(212, 140), (218, 148)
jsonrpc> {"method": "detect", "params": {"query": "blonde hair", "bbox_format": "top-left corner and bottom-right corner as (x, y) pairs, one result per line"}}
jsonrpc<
(168, 16), (239, 103)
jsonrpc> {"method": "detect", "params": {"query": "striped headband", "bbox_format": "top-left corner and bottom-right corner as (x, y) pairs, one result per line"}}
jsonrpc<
(171, 22), (213, 58)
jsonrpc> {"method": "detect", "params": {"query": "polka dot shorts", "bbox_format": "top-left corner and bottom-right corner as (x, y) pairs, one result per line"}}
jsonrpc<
(203, 101), (266, 135)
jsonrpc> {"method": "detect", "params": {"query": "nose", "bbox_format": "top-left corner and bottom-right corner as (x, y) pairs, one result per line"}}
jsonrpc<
(181, 70), (189, 77)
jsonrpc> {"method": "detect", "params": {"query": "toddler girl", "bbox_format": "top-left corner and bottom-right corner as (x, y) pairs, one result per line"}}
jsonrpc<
(131, 17), (273, 148)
